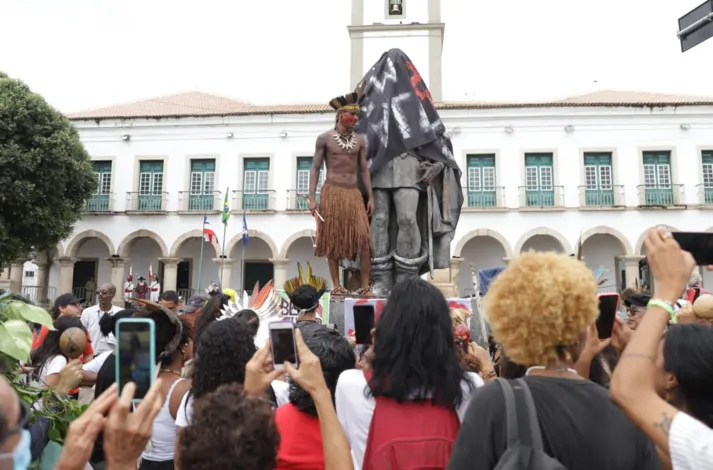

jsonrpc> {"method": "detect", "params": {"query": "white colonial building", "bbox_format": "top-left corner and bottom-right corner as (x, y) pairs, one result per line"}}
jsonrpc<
(3, 0), (713, 304)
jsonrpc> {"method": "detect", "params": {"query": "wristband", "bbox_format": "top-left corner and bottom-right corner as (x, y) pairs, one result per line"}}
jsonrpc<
(648, 299), (677, 324)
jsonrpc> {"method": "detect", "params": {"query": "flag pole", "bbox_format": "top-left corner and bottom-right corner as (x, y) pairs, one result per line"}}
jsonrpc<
(240, 238), (245, 298)
(197, 213), (206, 293)
(220, 187), (230, 288)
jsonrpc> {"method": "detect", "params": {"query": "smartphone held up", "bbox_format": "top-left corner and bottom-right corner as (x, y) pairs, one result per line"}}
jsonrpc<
(671, 232), (713, 266)
(596, 293), (620, 340)
(269, 322), (298, 370)
(115, 318), (156, 402)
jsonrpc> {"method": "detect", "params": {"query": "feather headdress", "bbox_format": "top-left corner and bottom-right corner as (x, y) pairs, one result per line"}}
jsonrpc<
(218, 280), (281, 321)
(283, 262), (327, 307)
(131, 298), (183, 360)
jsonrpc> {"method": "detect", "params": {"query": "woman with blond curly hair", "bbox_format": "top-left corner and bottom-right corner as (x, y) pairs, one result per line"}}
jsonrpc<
(448, 252), (660, 470)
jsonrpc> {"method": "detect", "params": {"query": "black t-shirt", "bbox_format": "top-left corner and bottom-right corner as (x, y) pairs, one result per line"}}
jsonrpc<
(295, 321), (325, 340)
(91, 353), (117, 463)
(448, 376), (661, 470)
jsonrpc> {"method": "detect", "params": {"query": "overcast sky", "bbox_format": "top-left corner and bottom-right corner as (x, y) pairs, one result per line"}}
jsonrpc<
(1, 0), (711, 113)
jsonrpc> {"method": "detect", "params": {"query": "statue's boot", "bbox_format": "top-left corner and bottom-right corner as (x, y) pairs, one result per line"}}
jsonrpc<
(371, 254), (394, 297)
(393, 250), (428, 286)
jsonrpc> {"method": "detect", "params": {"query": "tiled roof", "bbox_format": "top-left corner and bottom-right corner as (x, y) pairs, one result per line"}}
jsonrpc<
(68, 90), (713, 120)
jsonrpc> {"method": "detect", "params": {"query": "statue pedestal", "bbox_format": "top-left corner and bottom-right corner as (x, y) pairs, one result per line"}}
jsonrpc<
(428, 257), (462, 298)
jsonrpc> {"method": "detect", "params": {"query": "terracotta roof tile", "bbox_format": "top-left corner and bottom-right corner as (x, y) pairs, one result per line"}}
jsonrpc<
(68, 90), (713, 120)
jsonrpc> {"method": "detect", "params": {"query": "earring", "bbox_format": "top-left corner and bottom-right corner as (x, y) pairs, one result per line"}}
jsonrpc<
(665, 390), (671, 403)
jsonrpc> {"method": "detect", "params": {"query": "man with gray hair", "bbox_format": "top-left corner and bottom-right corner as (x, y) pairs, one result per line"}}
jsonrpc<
(688, 270), (703, 289)
(80, 283), (123, 354)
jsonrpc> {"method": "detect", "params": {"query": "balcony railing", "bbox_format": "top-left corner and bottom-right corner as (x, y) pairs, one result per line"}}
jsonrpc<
(518, 186), (565, 208)
(462, 186), (506, 209)
(636, 184), (684, 207)
(84, 194), (114, 213)
(286, 190), (322, 211)
(126, 191), (168, 212)
(577, 185), (625, 208)
(232, 190), (276, 211)
(696, 184), (713, 206)
(178, 191), (222, 212)
(21, 286), (56, 307)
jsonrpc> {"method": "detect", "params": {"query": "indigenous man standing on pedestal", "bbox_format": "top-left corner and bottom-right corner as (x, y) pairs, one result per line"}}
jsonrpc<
(310, 92), (375, 299)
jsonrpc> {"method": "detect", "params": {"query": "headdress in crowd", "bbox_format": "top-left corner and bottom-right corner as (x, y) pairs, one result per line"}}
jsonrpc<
(283, 262), (327, 320)
(206, 282), (221, 297)
(449, 301), (471, 328)
(218, 281), (281, 321)
(329, 92), (364, 114)
(132, 298), (183, 360)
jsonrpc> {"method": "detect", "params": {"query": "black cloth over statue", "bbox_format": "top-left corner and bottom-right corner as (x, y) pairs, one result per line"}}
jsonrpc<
(353, 48), (463, 274)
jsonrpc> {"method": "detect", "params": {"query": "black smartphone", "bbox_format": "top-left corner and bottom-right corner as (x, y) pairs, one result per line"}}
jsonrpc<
(115, 318), (155, 402)
(596, 293), (620, 340)
(269, 322), (298, 369)
(353, 304), (376, 345)
(671, 232), (713, 265)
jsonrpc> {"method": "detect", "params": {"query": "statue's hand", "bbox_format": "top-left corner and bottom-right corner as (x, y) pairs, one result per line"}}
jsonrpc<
(417, 161), (444, 185)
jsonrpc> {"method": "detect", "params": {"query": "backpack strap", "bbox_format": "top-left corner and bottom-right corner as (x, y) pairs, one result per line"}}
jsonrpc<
(515, 378), (544, 451)
(496, 378), (520, 449)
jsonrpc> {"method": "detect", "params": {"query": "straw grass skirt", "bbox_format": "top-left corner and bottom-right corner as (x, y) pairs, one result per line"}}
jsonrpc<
(315, 183), (373, 261)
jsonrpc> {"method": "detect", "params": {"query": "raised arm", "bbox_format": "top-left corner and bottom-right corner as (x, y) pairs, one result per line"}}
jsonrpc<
(358, 135), (374, 215)
(610, 230), (695, 455)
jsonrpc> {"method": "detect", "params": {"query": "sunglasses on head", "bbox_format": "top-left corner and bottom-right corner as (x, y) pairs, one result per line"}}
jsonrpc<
(0, 400), (29, 446)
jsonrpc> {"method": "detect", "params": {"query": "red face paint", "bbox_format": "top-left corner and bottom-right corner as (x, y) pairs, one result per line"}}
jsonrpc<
(341, 112), (359, 128)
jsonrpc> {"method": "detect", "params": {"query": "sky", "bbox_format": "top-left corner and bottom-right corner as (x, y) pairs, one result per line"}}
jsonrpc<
(1, 0), (712, 113)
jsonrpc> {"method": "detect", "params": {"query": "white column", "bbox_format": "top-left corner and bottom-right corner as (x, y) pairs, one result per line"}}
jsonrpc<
(270, 259), (289, 290)
(57, 257), (76, 295)
(33, 252), (51, 303)
(9, 259), (26, 293)
(159, 258), (180, 292)
(106, 257), (128, 306)
(214, 258), (234, 289)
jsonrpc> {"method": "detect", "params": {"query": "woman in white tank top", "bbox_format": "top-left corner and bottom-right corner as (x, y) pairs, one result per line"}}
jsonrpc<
(139, 319), (194, 470)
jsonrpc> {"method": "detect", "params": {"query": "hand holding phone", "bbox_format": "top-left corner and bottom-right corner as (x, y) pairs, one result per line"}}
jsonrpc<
(115, 318), (155, 402)
(269, 322), (298, 369)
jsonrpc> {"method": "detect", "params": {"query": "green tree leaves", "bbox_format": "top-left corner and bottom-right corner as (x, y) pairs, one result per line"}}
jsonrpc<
(0, 72), (96, 266)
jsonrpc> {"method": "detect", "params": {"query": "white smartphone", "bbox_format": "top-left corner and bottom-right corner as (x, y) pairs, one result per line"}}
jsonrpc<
(115, 318), (155, 403)
(269, 322), (298, 370)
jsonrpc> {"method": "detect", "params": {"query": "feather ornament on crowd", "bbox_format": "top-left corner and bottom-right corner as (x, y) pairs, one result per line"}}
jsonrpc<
(218, 280), (281, 321)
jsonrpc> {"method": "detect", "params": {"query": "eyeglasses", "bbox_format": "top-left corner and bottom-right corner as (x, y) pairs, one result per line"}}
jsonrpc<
(96, 290), (112, 295)
(0, 400), (29, 446)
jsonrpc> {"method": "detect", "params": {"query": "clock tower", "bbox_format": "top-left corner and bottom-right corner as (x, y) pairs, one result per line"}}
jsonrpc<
(348, 0), (444, 101)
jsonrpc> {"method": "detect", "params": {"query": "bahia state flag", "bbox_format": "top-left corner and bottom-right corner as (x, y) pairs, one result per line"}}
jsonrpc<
(203, 216), (219, 245)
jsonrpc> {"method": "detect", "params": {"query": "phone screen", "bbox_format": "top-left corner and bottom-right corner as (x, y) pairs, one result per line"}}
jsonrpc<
(671, 232), (713, 265)
(270, 325), (297, 365)
(116, 320), (153, 400)
(353, 305), (376, 345)
(596, 294), (620, 340)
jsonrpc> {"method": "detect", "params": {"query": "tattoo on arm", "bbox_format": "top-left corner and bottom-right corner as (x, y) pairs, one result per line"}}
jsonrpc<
(654, 413), (674, 436)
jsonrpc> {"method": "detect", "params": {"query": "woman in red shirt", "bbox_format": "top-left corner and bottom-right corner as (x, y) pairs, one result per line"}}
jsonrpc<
(274, 328), (355, 470)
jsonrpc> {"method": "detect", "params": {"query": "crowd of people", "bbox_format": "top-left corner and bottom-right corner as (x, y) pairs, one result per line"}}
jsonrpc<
(2, 229), (712, 469)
